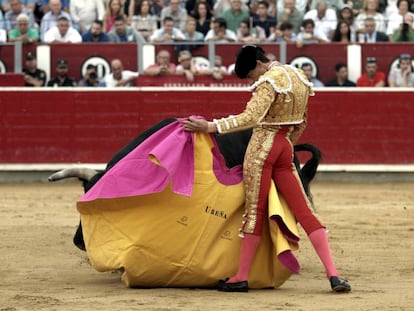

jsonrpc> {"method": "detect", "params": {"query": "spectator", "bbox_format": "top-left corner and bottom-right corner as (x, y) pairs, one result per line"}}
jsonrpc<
(210, 54), (229, 80)
(8, 12), (39, 43)
(104, 58), (138, 87)
(175, 50), (196, 82)
(267, 21), (297, 42)
(388, 53), (414, 87)
(160, 0), (188, 32)
(47, 59), (77, 87)
(0, 11), (6, 42)
(185, 0), (214, 16)
(356, 57), (386, 87)
(277, 0), (304, 34)
(358, 17), (389, 42)
(204, 17), (237, 42)
(40, 0), (72, 42)
(353, 0), (386, 34)
(108, 15), (145, 42)
(184, 16), (204, 41)
(295, 18), (329, 47)
(69, 0), (105, 34)
(191, 1), (213, 37)
(44, 16), (82, 43)
(310, 0), (345, 13)
(304, 1), (337, 40)
(143, 49), (176, 76)
(4, 0), (36, 31)
(253, 1), (277, 37)
(102, 0), (126, 33)
(331, 20), (352, 43)
(386, 0), (414, 40)
(220, 0), (250, 33)
(237, 18), (266, 43)
(301, 62), (324, 87)
(23, 51), (46, 87)
(130, 0), (158, 42)
(78, 64), (106, 87)
(391, 13), (414, 41)
(1, 0), (35, 13)
(150, 16), (185, 43)
(339, 5), (355, 27)
(213, 0), (249, 18)
(346, 0), (364, 16)
(149, 0), (164, 20)
(82, 19), (110, 42)
(326, 62), (356, 86)
(276, 0), (309, 15)
(39, 0), (69, 14)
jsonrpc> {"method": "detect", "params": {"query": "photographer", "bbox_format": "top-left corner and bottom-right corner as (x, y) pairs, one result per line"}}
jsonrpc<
(392, 13), (414, 42)
(78, 64), (105, 87)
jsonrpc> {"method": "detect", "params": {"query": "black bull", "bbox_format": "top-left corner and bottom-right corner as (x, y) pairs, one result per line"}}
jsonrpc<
(49, 118), (322, 251)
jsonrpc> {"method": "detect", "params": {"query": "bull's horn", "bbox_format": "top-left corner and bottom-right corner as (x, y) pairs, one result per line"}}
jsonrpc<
(48, 168), (97, 182)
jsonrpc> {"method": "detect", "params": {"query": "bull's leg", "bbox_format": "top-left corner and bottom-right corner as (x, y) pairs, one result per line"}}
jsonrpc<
(73, 221), (86, 251)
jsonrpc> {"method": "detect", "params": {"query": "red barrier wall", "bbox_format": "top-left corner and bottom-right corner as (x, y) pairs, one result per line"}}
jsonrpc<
(0, 88), (413, 165)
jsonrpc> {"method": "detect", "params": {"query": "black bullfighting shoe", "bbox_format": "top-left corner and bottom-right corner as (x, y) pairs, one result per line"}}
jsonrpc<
(217, 279), (249, 292)
(330, 276), (351, 293)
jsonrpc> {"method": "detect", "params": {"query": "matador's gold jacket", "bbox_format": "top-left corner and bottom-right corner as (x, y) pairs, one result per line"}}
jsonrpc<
(213, 63), (314, 144)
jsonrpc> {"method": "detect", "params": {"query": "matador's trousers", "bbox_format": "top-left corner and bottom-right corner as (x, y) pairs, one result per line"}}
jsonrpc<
(240, 125), (323, 236)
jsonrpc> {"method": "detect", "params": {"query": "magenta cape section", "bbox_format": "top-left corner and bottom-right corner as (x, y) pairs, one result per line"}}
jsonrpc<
(80, 121), (243, 202)
(77, 121), (300, 288)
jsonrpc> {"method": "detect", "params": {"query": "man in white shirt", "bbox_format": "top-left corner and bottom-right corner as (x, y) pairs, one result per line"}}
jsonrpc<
(69, 0), (104, 34)
(40, 0), (72, 41)
(204, 17), (236, 42)
(104, 59), (139, 87)
(303, 1), (337, 40)
(44, 16), (82, 43)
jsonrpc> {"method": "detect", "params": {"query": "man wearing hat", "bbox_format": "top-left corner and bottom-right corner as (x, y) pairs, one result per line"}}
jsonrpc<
(23, 52), (46, 87)
(47, 59), (77, 87)
(356, 57), (385, 87)
(181, 45), (351, 293)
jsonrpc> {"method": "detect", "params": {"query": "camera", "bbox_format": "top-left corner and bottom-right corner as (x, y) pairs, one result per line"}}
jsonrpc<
(89, 72), (97, 79)
(402, 22), (409, 33)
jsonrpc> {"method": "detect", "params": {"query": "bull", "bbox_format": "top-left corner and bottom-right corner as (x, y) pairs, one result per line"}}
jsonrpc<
(48, 118), (322, 252)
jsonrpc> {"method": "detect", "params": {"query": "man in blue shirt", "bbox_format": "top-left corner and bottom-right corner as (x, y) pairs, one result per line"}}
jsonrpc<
(82, 20), (109, 42)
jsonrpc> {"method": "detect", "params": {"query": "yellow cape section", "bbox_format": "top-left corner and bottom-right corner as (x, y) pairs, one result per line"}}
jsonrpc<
(77, 133), (299, 288)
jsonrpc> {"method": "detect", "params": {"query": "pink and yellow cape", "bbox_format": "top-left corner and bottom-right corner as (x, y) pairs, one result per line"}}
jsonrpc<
(77, 121), (300, 288)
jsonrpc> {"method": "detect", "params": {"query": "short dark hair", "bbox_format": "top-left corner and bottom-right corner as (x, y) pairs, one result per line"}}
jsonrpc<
(115, 15), (125, 22)
(335, 62), (347, 72)
(279, 21), (293, 31)
(302, 18), (315, 28)
(57, 16), (69, 23)
(93, 20), (103, 27)
(163, 16), (174, 24)
(234, 45), (269, 79)
(214, 17), (227, 29)
(257, 1), (269, 8)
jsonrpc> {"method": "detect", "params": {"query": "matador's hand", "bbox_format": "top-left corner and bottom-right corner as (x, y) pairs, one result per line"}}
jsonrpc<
(181, 117), (209, 132)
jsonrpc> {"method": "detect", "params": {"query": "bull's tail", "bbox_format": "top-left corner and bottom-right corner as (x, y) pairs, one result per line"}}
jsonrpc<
(48, 168), (98, 183)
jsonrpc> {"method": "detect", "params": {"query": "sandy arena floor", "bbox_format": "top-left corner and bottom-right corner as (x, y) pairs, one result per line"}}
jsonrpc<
(0, 180), (413, 311)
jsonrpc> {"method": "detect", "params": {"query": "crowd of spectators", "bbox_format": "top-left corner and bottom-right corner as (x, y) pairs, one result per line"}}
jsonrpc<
(1, 0), (414, 87)
(1, 0), (414, 44)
